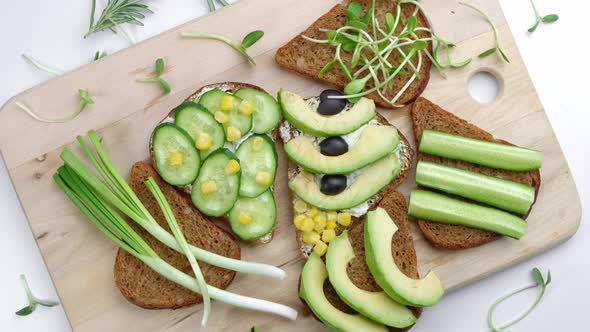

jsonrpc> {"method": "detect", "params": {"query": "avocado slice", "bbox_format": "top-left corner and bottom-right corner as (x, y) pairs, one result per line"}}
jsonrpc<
(278, 89), (376, 136)
(365, 208), (445, 307)
(300, 253), (388, 332)
(289, 154), (400, 210)
(285, 125), (400, 174)
(325, 231), (416, 328)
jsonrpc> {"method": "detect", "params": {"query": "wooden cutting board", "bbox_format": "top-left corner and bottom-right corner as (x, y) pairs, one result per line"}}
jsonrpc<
(0, 0), (581, 331)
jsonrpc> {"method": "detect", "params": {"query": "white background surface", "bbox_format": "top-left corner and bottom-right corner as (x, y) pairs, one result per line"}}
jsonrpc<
(0, 1), (587, 331)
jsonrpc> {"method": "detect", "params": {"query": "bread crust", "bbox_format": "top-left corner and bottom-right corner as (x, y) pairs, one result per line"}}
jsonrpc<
(150, 82), (280, 244)
(410, 97), (542, 249)
(114, 162), (240, 309)
(275, 0), (433, 109)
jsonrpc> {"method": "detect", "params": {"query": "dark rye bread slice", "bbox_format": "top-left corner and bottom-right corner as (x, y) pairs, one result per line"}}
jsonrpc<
(151, 82), (280, 244)
(278, 107), (414, 258)
(113, 161), (240, 309)
(275, 0), (432, 109)
(410, 97), (542, 249)
(300, 192), (422, 332)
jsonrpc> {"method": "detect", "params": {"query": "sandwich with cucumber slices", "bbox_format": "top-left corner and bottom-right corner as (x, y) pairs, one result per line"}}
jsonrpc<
(150, 82), (282, 243)
(277, 89), (414, 257)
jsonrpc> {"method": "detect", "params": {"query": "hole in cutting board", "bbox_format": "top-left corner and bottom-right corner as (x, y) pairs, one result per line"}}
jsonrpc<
(468, 71), (500, 104)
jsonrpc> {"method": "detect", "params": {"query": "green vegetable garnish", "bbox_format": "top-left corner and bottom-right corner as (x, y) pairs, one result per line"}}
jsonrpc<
(93, 50), (108, 62)
(85, 0), (152, 39)
(14, 89), (94, 123)
(459, 2), (509, 63)
(180, 30), (264, 65)
(136, 58), (171, 94)
(207, 0), (229, 12)
(302, 0), (472, 107)
(53, 131), (296, 322)
(528, 0), (559, 33)
(15, 274), (59, 316)
(21, 54), (63, 76)
(487, 267), (552, 331)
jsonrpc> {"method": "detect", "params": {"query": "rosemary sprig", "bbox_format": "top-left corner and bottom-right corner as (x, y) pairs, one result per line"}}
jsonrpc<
(136, 58), (171, 94)
(459, 2), (509, 63)
(15, 274), (59, 316)
(487, 267), (552, 332)
(85, 0), (152, 39)
(528, 0), (559, 33)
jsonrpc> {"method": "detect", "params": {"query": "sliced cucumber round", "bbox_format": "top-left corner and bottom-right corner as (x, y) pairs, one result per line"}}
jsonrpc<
(235, 134), (278, 197)
(235, 88), (282, 134)
(174, 102), (225, 159)
(191, 149), (240, 217)
(229, 190), (277, 240)
(198, 89), (252, 137)
(152, 123), (200, 186)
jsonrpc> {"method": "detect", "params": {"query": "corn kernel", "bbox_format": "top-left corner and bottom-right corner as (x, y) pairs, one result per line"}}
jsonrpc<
(252, 136), (264, 152)
(238, 100), (254, 116)
(300, 217), (315, 232)
(195, 133), (212, 151)
(237, 211), (252, 225)
(255, 171), (273, 186)
(167, 151), (184, 167)
(294, 199), (308, 214)
(214, 111), (229, 124)
(226, 126), (242, 142)
(200, 180), (217, 195)
(313, 241), (328, 256)
(308, 207), (320, 218)
(327, 211), (338, 223)
(220, 95), (235, 112)
(302, 231), (320, 244)
(294, 214), (307, 229)
(322, 229), (336, 243)
(326, 220), (337, 230)
(337, 212), (352, 227)
(224, 159), (240, 175)
(313, 215), (327, 232)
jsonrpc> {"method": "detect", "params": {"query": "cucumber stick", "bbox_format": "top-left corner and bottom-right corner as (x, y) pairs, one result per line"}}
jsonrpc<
(419, 130), (543, 171)
(416, 161), (535, 214)
(152, 123), (200, 186)
(229, 190), (277, 240)
(191, 149), (240, 217)
(174, 102), (225, 159)
(235, 134), (278, 197)
(408, 190), (527, 239)
(234, 88), (281, 134)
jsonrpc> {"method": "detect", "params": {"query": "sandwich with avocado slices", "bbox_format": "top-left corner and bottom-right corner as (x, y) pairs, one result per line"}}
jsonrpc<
(150, 82), (283, 244)
(277, 88), (413, 257)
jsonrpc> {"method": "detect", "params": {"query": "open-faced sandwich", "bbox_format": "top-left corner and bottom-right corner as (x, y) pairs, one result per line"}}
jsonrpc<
(408, 97), (543, 249)
(150, 82), (283, 243)
(278, 89), (445, 331)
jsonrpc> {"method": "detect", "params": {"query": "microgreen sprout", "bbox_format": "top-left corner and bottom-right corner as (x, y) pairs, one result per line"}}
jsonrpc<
(207, 0), (229, 12)
(459, 2), (509, 63)
(180, 30), (264, 65)
(93, 51), (108, 62)
(21, 54), (63, 76)
(528, 0), (559, 33)
(302, 0), (472, 107)
(136, 58), (171, 94)
(14, 89), (94, 123)
(85, 0), (152, 39)
(15, 274), (59, 316)
(487, 267), (552, 332)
